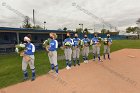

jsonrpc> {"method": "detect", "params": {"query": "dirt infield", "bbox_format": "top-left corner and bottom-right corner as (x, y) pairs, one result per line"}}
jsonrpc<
(0, 49), (140, 93)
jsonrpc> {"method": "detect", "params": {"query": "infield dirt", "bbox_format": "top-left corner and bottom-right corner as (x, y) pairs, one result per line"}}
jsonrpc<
(0, 49), (140, 93)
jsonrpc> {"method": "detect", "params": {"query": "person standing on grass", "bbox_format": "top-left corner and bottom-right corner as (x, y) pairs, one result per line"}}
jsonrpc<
(91, 34), (98, 61)
(63, 32), (74, 70)
(81, 34), (90, 63)
(22, 34), (36, 81)
(103, 34), (112, 60)
(47, 33), (59, 75)
(72, 33), (81, 66)
(91, 33), (103, 62)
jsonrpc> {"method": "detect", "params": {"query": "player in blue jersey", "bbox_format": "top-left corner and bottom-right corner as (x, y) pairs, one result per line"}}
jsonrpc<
(63, 32), (74, 70)
(103, 34), (112, 60)
(47, 33), (59, 75)
(91, 34), (102, 62)
(72, 33), (81, 66)
(81, 34), (90, 63)
(22, 34), (36, 81)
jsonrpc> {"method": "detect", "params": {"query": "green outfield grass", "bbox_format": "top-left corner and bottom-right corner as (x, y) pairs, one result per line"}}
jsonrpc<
(0, 40), (140, 88)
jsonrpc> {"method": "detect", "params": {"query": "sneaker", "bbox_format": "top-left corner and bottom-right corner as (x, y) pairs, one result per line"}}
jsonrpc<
(86, 60), (89, 63)
(48, 70), (54, 73)
(99, 60), (103, 62)
(23, 77), (28, 81)
(77, 63), (80, 66)
(66, 66), (71, 70)
(31, 77), (35, 81)
(93, 59), (95, 61)
(84, 60), (87, 63)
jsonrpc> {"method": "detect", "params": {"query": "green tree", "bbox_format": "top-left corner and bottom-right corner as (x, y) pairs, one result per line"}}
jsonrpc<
(22, 16), (32, 28)
(126, 27), (137, 33)
(76, 28), (82, 33)
(83, 28), (89, 34)
(63, 27), (67, 31)
(32, 25), (43, 30)
(101, 29), (107, 34)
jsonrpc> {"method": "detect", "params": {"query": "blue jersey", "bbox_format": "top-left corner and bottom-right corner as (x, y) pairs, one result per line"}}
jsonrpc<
(25, 43), (35, 55)
(63, 38), (74, 46)
(73, 38), (80, 46)
(107, 38), (112, 43)
(91, 37), (98, 45)
(49, 39), (58, 51)
(82, 38), (90, 45)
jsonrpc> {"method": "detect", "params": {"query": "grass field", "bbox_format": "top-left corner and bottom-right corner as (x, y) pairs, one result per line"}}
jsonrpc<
(0, 40), (140, 89)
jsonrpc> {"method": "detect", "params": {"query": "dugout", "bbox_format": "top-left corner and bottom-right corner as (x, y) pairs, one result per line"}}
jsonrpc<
(0, 27), (74, 53)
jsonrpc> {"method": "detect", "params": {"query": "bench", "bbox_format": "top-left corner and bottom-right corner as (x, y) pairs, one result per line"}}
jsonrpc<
(0, 44), (15, 53)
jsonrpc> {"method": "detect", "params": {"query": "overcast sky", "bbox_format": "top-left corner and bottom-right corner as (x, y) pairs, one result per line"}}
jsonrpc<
(0, 0), (140, 32)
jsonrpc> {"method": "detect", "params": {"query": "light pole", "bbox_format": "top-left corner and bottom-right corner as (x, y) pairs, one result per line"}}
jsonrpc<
(44, 21), (46, 30)
(103, 24), (105, 29)
(136, 21), (140, 39)
(33, 9), (36, 27)
(93, 24), (96, 33)
(79, 24), (83, 32)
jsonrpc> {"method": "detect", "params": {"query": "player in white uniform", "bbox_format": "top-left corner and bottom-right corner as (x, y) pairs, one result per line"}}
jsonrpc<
(47, 33), (59, 75)
(22, 34), (36, 81)
(91, 34), (102, 62)
(63, 33), (74, 70)
(81, 34), (90, 63)
(103, 34), (112, 60)
(72, 33), (81, 66)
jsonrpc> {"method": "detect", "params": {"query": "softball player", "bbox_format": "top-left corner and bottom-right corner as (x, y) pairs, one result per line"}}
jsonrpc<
(63, 33), (74, 70)
(22, 34), (36, 81)
(91, 34), (102, 62)
(47, 33), (59, 75)
(72, 33), (81, 66)
(81, 34), (90, 63)
(103, 34), (112, 60)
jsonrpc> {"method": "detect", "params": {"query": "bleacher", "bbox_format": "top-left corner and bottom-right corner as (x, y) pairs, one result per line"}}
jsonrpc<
(0, 44), (15, 52)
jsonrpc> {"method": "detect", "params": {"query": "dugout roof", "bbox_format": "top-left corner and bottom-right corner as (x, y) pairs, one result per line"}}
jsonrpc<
(0, 27), (74, 34)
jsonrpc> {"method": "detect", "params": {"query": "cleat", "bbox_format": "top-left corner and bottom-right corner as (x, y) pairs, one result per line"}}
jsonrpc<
(84, 60), (87, 63)
(31, 77), (35, 81)
(86, 60), (89, 63)
(93, 59), (95, 61)
(99, 60), (103, 62)
(23, 77), (28, 81)
(66, 66), (71, 70)
(48, 70), (54, 73)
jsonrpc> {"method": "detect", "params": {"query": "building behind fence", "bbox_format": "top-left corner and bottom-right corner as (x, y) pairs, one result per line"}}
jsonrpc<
(0, 27), (126, 53)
